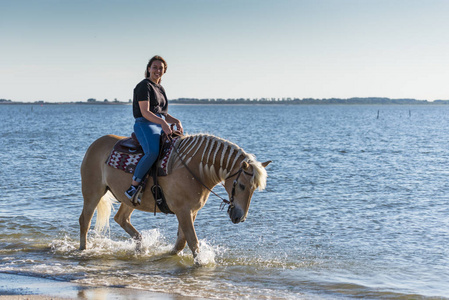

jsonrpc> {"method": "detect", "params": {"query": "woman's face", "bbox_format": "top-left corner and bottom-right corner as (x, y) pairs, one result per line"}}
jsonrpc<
(148, 60), (165, 83)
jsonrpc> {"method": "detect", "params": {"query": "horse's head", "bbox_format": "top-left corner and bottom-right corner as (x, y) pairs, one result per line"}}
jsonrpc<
(224, 159), (271, 224)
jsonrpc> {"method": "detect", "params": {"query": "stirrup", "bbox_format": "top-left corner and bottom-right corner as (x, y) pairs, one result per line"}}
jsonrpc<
(131, 185), (142, 206)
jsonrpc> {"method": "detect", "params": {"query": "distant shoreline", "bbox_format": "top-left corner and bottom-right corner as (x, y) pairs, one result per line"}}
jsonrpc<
(1, 97), (449, 105)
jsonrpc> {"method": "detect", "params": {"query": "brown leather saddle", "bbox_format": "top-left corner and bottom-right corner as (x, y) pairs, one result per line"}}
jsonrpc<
(113, 132), (143, 154)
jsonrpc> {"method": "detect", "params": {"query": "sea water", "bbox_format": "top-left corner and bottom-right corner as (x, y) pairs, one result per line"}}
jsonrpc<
(1, 104), (449, 299)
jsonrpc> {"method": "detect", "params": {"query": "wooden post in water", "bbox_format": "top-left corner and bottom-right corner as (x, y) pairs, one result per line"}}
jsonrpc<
(377, 110), (379, 119)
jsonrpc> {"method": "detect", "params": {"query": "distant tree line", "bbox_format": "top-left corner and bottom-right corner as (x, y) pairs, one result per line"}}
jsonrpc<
(2, 97), (449, 105)
(170, 97), (449, 105)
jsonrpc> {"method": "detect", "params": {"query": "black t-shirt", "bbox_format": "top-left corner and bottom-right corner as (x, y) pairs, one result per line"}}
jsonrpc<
(132, 79), (168, 118)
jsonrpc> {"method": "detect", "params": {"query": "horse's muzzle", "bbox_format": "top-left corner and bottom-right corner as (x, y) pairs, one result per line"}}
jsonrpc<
(228, 205), (245, 224)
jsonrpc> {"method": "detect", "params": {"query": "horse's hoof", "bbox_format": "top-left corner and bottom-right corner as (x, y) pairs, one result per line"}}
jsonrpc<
(169, 249), (181, 255)
(193, 259), (202, 267)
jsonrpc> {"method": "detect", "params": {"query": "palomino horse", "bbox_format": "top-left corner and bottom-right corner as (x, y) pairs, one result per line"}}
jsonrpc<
(79, 133), (271, 258)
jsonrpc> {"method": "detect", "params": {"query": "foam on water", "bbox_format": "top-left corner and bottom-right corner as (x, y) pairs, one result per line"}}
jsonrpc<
(194, 240), (220, 266)
(48, 229), (224, 266)
(49, 229), (169, 258)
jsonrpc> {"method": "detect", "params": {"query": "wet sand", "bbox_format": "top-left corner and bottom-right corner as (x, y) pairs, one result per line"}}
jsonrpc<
(0, 273), (194, 299)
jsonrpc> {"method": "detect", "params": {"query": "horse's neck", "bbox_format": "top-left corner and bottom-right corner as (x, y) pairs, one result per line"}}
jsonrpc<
(172, 134), (245, 185)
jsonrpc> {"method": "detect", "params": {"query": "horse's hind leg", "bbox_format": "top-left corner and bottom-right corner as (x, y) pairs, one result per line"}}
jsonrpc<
(79, 186), (106, 250)
(114, 203), (141, 242)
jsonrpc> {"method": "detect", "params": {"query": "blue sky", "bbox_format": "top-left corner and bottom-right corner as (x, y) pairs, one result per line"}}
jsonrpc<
(1, 0), (448, 102)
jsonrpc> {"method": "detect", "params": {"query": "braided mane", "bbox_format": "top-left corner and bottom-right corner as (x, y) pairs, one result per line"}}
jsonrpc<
(168, 134), (267, 190)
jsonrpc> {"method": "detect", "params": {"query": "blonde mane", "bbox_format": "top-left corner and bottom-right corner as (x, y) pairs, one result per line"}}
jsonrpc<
(168, 133), (267, 190)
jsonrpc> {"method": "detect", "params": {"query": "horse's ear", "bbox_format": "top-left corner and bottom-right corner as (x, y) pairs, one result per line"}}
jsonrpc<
(241, 161), (250, 170)
(261, 160), (272, 168)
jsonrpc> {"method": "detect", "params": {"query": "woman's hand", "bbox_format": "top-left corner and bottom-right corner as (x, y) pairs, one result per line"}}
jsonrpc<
(175, 121), (183, 134)
(165, 113), (184, 134)
(161, 121), (172, 136)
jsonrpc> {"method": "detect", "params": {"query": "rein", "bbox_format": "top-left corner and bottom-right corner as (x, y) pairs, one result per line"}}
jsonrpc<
(168, 136), (253, 209)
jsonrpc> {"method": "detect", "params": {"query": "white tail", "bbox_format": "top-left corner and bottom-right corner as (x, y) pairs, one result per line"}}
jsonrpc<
(94, 191), (117, 233)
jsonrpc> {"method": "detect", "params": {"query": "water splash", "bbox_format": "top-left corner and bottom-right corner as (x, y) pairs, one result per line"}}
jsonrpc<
(49, 229), (172, 259)
(49, 230), (226, 266)
(194, 240), (222, 266)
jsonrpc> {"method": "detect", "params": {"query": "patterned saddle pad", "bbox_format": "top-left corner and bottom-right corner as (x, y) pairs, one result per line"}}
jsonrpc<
(106, 134), (180, 176)
(106, 149), (143, 174)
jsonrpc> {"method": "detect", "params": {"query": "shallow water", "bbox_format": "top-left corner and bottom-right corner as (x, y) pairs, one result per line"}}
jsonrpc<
(1, 104), (449, 299)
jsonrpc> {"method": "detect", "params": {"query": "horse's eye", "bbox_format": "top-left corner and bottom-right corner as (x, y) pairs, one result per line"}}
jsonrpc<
(239, 183), (246, 191)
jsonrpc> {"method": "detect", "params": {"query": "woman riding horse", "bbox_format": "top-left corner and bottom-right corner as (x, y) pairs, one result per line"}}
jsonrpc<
(125, 55), (183, 200)
(80, 132), (271, 260)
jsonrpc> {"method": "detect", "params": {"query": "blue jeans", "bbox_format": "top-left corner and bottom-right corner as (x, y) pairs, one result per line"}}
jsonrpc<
(132, 117), (162, 182)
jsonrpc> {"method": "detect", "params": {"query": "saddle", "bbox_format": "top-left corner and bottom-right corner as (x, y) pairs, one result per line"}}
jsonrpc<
(106, 127), (183, 214)
(113, 132), (142, 153)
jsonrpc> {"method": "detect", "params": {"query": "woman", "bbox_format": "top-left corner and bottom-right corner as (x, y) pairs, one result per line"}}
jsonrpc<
(125, 55), (183, 200)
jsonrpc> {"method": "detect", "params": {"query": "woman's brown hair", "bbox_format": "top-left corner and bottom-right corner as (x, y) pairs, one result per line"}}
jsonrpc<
(145, 55), (167, 78)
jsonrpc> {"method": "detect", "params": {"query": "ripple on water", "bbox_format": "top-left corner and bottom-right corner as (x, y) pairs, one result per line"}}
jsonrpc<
(2, 105), (449, 298)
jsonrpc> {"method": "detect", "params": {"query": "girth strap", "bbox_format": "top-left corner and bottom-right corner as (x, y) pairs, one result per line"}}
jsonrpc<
(151, 167), (174, 215)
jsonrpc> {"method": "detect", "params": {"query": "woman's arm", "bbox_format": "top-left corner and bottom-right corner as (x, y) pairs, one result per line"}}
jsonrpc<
(138, 101), (172, 135)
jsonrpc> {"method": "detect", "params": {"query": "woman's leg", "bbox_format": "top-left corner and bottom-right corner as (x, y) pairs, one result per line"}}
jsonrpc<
(132, 120), (162, 184)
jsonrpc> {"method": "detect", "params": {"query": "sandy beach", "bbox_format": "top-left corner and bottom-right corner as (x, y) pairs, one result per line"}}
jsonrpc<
(0, 273), (194, 300)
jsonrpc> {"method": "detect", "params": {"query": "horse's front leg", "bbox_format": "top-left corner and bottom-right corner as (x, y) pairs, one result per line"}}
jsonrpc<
(175, 210), (199, 258)
(114, 203), (142, 247)
(171, 212), (197, 255)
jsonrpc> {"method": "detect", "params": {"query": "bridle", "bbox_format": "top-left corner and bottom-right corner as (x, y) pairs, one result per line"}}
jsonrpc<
(225, 168), (254, 210)
(169, 136), (253, 209)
